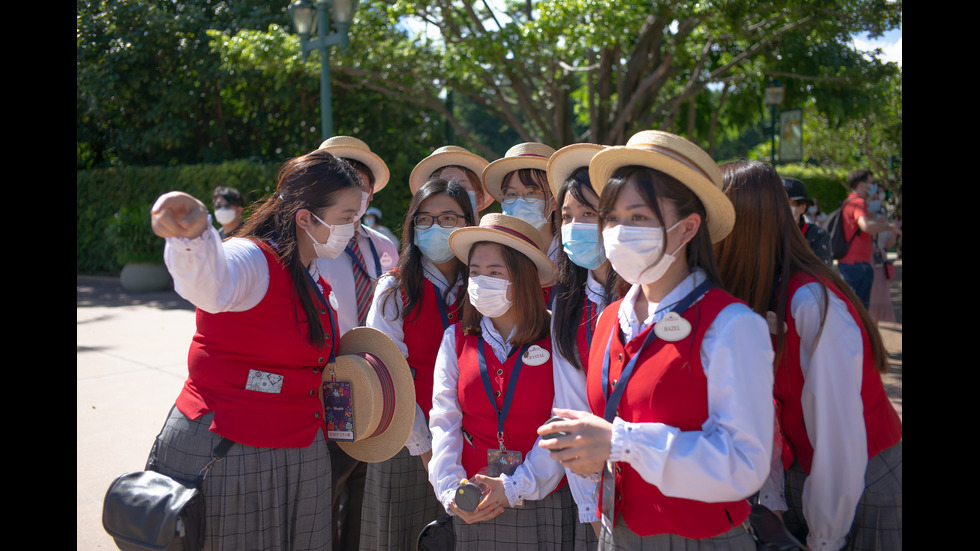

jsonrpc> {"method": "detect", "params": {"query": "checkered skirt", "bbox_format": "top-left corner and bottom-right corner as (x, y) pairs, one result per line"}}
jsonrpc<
(451, 483), (577, 551)
(598, 520), (755, 551)
(145, 406), (332, 551)
(783, 440), (902, 551)
(358, 446), (445, 550)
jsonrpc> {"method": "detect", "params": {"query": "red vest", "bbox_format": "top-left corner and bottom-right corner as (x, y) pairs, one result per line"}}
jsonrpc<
(587, 289), (751, 539)
(176, 240), (335, 449)
(403, 280), (463, 419)
(774, 273), (902, 472)
(455, 326), (563, 491)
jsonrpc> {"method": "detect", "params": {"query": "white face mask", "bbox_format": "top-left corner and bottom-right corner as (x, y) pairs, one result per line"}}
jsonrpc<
(304, 211), (357, 259)
(214, 207), (237, 225)
(602, 220), (684, 286)
(467, 275), (512, 318)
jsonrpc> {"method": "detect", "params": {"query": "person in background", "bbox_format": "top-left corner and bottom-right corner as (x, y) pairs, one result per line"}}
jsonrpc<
(540, 131), (773, 550)
(316, 135), (400, 551)
(360, 179), (478, 550)
(363, 206), (399, 247)
(782, 177), (832, 266)
(411, 145), (494, 220)
(145, 149), (362, 549)
(867, 191), (897, 325)
(715, 160), (902, 551)
(837, 169), (902, 308)
(211, 186), (245, 239)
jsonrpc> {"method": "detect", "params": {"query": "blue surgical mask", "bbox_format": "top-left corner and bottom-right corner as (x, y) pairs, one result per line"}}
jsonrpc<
(502, 197), (548, 229)
(867, 200), (881, 214)
(467, 190), (479, 216)
(560, 222), (605, 270)
(866, 183), (878, 197)
(414, 225), (456, 263)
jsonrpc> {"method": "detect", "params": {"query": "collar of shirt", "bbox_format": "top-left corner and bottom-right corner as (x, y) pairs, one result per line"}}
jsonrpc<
(421, 256), (463, 305)
(585, 270), (607, 310)
(618, 268), (708, 342)
(479, 316), (517, 363)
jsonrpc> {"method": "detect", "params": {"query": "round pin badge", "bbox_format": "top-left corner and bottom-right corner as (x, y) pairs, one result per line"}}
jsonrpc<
(653, 312), (692, 341)
(380, 251), (394, 268)
(329, 290), (340, 310)
(523, 345), (550, 366)
(766, 311), (787, 335)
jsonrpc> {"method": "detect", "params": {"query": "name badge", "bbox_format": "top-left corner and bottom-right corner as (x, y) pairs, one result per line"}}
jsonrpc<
(245, 369), (283, 393)
(328, 290), (340, 310)
(380, 251), (395, 268)
(486, 448), (522, 477)
(523, 345), (550, 366)
(323, 381), (354, 442)
(653, 312), (691, 341)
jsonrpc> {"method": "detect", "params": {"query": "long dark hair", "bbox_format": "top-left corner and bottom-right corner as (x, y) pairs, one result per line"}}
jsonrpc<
(715, 160), (889, 373)
(552, 166), (623, 371)
(378, 179), (477, 322)
(597, 165), (722, 286)
(236, 149), (361, 348)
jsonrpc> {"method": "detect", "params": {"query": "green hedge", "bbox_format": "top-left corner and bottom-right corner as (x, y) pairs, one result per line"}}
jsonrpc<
(773, 164), (851, 216)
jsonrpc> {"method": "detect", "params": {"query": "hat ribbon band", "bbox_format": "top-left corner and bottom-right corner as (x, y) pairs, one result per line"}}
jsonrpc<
(634, 144), (713, 184)
(515, 153), (547, 158)
(486, 225), (539, 250)
(355, 352), (396, 438)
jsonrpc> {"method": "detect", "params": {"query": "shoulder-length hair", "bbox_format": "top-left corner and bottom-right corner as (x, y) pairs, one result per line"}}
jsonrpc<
(235, 149), (361, 348)
(715, 160), (888, 373)
(596, 165), (722, 286)
(378, 179), (477, 322)
(461, 241), (551, 348)
(552, 166), (623, 371)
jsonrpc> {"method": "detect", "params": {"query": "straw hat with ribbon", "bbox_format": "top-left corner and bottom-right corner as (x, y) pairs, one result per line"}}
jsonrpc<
(546, 143), (607, 200)
(318, 136), (390, 193)
(409, 146), (493, 210)
(326, 327), (415, 463)
(481, 142), (557, 204)
(448, 213), (556, 286)
(588, 130), (735, 243)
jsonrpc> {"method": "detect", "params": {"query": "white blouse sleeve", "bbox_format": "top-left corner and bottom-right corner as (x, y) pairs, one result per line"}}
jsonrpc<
(163, 224), (269, 313)
(608, 302), (775, 502)
(428, 326), (469, 512)
(498, 424), (566, 508)
(793, 282), (868, 551)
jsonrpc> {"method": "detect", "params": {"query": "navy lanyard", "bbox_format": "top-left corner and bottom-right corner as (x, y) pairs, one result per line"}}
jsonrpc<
(433, 281), (457, 330)
(478, 338), (531, 438)
(345, 231), (382, 277)
(584, 297), (597, 352)
(304, 269), (339, 363)
(600, 280), (714, 422)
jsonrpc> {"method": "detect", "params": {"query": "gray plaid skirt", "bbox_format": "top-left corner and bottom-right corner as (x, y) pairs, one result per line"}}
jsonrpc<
(358, 446), (445, 550)
(145, 405), (332, 551)
(598, 518), (755, 551)
(783, 440), (902, 551)
(452, 483), (577, 550)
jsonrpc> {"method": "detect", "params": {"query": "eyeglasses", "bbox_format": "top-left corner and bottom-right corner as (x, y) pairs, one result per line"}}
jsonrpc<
(501, 187), (544, 204)
(414, 213), (465, 229)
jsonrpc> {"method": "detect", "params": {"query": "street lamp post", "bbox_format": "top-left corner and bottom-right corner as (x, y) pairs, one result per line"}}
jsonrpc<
(764, 79), (785, 167)
(289, 0), (357, 141)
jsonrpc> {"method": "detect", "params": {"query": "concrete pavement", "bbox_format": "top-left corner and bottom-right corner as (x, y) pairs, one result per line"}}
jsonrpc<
(76, 260), (902, 549)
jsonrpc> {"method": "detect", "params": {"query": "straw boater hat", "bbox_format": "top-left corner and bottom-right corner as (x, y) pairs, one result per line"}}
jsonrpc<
(318, 136), (390, 193)
(481, 142), (557, 203)
(448, 213), (556, 286)
(409, 146), (494, 210)
(326, 327), (415, 463)
(546, 143), (607, 200)
(588, 130), (735, 243)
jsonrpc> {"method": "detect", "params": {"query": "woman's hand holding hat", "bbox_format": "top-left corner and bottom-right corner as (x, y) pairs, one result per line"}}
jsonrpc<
(151, 191), (210, 240)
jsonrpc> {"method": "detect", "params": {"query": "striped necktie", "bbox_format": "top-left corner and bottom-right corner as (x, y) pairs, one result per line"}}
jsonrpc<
(348, 233), (372, 325)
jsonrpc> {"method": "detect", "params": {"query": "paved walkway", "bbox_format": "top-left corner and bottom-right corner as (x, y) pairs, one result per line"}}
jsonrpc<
(76, 261), (901, 549)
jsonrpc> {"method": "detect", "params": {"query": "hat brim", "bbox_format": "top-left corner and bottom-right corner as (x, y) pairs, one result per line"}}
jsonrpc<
(589, 145), (735, 243)
(483, 156), (551, 204)
(449, 226), (556, 287)
(322, 146), (391, 193)
(546, 144), (606, 201)
(410, 150), (493, 209)
(330, 327), (415, 463)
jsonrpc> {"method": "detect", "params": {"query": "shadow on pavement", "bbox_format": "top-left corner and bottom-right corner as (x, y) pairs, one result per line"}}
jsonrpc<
(77, 277), (194, 311)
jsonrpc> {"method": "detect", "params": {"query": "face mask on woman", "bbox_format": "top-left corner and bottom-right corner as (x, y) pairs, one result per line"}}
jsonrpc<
(304, 211), (357, 259)
(502, 198), (548, 229)
(560, 222), (605, 270)
(214, 207), (237, 225)
(414, 225), (457, 263)
(602, 219), (684, 286)
(467, 275), (512, 318)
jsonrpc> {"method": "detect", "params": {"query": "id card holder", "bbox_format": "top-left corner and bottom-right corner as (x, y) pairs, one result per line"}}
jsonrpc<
(600, 460), (616, 534)
(486, 448), (522, 477)
(323, 381), (354, 442)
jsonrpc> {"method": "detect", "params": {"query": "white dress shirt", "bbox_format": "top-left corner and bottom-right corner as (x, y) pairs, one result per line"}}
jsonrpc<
(758, 282), (868, 551)
(317, 223), (399, 335)
(366, 257), (463, 456)
(428, 317), (565, 513)
(594, 269), (775, 503)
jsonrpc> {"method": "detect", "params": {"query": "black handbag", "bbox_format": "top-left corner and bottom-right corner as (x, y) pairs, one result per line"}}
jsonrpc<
(102, 438), (234, 551)
(417, 513), (455, 551)
(746, 503), (806, 551)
